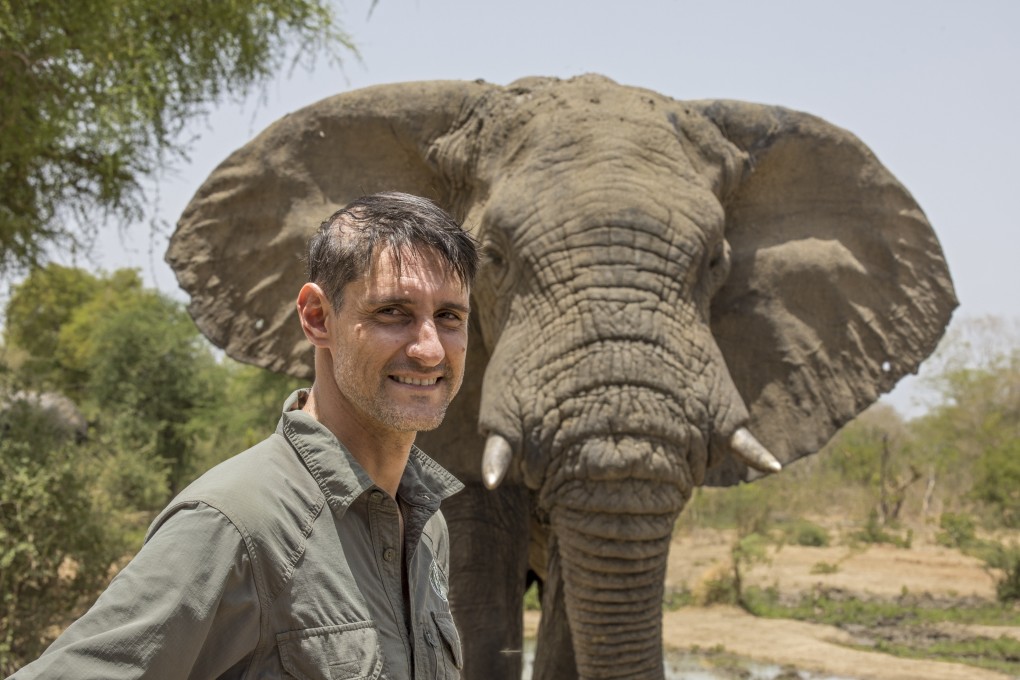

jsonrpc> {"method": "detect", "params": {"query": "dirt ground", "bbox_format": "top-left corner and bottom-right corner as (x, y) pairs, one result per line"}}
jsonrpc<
(524, 527), (1020, 679)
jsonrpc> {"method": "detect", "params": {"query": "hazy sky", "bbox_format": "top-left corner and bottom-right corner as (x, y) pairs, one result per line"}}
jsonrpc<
(81, 0), (1019, 415)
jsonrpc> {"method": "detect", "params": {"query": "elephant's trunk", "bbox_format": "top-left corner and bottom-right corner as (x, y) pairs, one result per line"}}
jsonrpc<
(550, 476), (687, 680)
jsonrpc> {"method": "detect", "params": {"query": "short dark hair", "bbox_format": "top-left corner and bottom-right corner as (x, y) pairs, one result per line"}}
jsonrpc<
(306, 192), (479, 306)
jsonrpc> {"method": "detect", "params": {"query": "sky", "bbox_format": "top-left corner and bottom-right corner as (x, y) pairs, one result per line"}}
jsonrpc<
(79, 0), (1019, 416)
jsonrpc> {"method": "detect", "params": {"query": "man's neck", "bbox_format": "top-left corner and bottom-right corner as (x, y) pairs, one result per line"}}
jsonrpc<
(301, 383), (415, 499)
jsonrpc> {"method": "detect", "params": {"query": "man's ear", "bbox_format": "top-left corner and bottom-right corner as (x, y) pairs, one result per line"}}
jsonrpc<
(296, 283), (332, 349)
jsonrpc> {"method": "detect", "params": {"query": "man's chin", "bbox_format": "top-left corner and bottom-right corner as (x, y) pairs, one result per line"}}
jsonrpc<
(382, 406), (449, 433)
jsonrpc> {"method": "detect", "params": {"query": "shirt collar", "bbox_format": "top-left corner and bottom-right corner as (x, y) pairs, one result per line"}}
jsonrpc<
(276, 390), (463, 516)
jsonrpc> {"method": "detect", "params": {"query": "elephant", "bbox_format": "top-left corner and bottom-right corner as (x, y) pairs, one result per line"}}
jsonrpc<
(1, 390), (88, 444)
(166, 75), (956, 679)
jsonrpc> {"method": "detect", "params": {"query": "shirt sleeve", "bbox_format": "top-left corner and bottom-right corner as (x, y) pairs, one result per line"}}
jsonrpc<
(8, 503), (261, 680)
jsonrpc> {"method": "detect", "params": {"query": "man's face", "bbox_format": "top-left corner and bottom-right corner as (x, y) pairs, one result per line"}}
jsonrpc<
(327, 245), (470, 435)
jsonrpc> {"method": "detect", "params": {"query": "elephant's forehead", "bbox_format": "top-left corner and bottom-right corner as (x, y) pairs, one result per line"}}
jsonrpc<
(479, 117), (725, 246)
(473, 90), (719, 219)
(493, 99), (689, 170)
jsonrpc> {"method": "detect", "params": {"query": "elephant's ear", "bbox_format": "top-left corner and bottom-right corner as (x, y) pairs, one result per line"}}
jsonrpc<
(167, 80), (491, 378)
(693, 101), (957, 486)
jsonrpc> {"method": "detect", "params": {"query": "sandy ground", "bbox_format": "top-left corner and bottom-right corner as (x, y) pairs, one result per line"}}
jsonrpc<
(666, 527), (999, 600)
(524, 528), (1020, 680)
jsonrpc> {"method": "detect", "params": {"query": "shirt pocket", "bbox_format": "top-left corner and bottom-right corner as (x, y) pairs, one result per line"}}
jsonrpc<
(424, 609), (463, 679)
(278, 621), (383, 680)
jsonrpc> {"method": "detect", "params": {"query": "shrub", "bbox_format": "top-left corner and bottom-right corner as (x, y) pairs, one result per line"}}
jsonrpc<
(972, 438), (1020, 528)
(781, 519), (830, 547)
(853, 509), (912, 548)
(700, 569), (738, 606)
(683, 482), (775, 536)
(0, 407), (124, 673)
(662, 586), (694, 611)
(936, 512), (978, 549)
(984, 543), (1020, 603)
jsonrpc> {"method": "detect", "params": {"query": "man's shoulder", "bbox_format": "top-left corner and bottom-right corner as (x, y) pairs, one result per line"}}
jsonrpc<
(147, 433), (327, 600)
(183, 432), (318, 505)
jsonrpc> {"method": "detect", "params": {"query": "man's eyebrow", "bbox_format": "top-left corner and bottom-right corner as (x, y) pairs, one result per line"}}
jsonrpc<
(444, 301), (472, 315)
(370, 296), (471, 314)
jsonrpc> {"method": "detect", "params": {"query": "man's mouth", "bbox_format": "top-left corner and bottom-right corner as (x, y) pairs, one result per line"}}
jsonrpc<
(393, 375), (440, 386)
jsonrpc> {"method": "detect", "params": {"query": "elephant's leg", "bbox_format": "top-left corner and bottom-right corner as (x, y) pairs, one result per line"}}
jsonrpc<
(444, 483), (531, 680)
(532, 536), (578, 680)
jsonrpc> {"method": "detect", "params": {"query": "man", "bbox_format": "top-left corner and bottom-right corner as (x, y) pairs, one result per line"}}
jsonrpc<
(10, 192), (479, 679)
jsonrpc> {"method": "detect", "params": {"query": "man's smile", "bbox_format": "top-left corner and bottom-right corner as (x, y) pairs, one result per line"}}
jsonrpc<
(392, 375), (441, 386)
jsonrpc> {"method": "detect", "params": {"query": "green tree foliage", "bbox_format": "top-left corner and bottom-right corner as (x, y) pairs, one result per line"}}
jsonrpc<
(1, 265), (302, 667)
(4, 265), (142, 394)
(189, 360), (307, 471)
(902, 319), (1020, 519)
(2, 264), (104, 381)
(0, 0), (354, 273)
(912, 337), (1020, 526)
(5, 263), (303, 496)
(69, 286), (216, 496)
(822, 404), (907, 488)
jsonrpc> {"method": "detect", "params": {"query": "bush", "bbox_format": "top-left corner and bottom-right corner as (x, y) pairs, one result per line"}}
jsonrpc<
(853, 509), (912, 548)
(936, 512), (978, 549)
(662, 586), (695, 611)
(781, 519), (830, 547)
(0, 407), (124, 674)
(972, 438), (1020, 528)
(683, 482), (775, 536)
(984, 543), (1020, 603)
(700, 569), (738, 606)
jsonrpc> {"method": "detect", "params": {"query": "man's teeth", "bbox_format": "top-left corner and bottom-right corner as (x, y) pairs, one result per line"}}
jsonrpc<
(395, 376), (438, 386)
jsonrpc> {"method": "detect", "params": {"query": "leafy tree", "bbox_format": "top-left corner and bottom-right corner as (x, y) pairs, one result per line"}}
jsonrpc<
(189, 361), (303, 475)
(1, 264), (305, 664)
(817, 404), (923, 523)
(7, 265), (210, 496)
(3, 264), (139, 391)
(5, 264), (305, 497)
(909, 318), (1020, 524)
(65, 286), (218, 496)
(0, 0), (355, 273)
(820, 404), (904, 484)
(915, 354), (1020, 525)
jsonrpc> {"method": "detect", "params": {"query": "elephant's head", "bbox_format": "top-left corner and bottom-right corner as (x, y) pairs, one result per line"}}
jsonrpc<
(168, 75), (955, 679)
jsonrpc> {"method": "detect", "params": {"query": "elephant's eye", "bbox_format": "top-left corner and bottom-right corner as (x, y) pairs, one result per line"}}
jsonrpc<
(482, 238), (511, 289)
(708, 240), (730, 272)
(704, 239), (732, 297)
(484, 243), (505, 269)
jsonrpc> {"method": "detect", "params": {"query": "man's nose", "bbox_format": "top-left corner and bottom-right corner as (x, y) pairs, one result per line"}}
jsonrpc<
(406, 318), (444, 365)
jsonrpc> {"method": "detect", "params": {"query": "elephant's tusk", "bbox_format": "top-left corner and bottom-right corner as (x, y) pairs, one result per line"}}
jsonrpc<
(729, 428), (782, 474)
(482, 434), (513, 489)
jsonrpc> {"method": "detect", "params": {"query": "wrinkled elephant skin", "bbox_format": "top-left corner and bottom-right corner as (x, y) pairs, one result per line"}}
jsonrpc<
(168, 76), (956, 679)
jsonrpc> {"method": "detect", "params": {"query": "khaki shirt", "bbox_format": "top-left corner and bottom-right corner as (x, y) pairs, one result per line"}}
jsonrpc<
(10, 391), (464, 679)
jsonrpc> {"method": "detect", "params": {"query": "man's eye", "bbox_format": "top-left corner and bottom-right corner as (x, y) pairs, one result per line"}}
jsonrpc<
(437, 311), (466, 326)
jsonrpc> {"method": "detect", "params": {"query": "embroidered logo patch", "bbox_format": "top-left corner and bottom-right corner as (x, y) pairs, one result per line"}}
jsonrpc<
(429, 560), (449, 602)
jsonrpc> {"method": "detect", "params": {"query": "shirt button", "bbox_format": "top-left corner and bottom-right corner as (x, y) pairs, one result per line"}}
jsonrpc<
(383, 548), (396, 562)
(371, 490), (383, 502)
